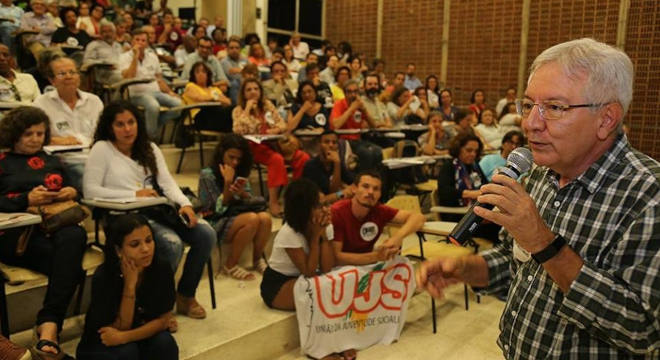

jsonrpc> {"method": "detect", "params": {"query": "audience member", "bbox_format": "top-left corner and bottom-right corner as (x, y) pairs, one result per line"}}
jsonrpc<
(143, 24), (176, 67)
(435, 132), (499, 241)
(210, 27), (227, 56)
(296, 52), (318, 83)
(260, 178), (336, 310)
(303, 63), (333, 107)
(387, 85), (426, 126)
(495, 85), (516, 116)
(119, 29), (182, 139)
(221, 37), (247, 104)
(76, 1), (93, 33)
(413, 86), (431, 120)
(174, 34), (196, 67)
(289, 32), (309, 61)
(380, 71), (404, 103)
(205, 15), (224, 38)
(287, 80), (329, 132)
(157, 11), (182, 50)
(474, 108), (503, 150)
(329, 65), (350, 102)
(182, 61), (232, 132)
(302, 130), (354, 203)
(371, 58), (386, 86)
(348, 55), (363, 83)
(181, 36), (228, 86)
(19, 0), (57, 56)
(84, 4), (104, 38)
(403, 63), (422, 91)
(331, 170), (425, 265)
(330, 79), (382, 174)
(0, 44), (40, 103)
(319, 54), (338, 85)
(282, 44), (301, 77)
(0, 0), (23, 52)
(418, 111), (451, 156)
(76, 214), (178, 360)
(439, 88), (460, 124)
(198, 134), (272, 281)
(269, 47), (284, 64)
(114, 15), (132, 49)
(82, 19), (124, 85)
(84, 101), (215, 319)
(498, 101), (522, 133)
(479, 130), (524, 180)
(46, 1), (61, 27)
(33, 56), (103, 188)
(247, 42), (269, 67)
(424, 75), (441, 110)
(361, 73), (392, 128)
(232, 78), (309, 216)
(468, 89), (486, 116)
(262, 61), (297, 108)
(0, 106), (87, 360)
(52, 7), (92, 49)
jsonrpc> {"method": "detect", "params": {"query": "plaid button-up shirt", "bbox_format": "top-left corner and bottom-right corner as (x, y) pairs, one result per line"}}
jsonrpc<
(480, 134), (660, 359)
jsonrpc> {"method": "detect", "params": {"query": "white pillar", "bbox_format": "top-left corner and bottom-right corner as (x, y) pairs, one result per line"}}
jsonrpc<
(227, 0), (243, 37)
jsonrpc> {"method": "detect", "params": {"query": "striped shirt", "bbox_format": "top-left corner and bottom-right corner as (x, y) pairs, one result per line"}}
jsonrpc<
(480, 134), (660, 359)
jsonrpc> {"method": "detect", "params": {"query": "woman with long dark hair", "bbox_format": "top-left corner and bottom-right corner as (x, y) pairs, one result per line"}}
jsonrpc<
(287, 80), (330, 132)
(83, 101), (216, 320)
(424, 75), (441, 110)
(76, 214), (178, 360)
(198, 134), (272, 280)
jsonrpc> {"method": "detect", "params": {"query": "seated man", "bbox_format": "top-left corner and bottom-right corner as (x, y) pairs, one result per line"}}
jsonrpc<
(220, 36), (247, 104)
(51, 7), (92, 50)
(82, 19), (123, 86)
(119, 29), (181, 139)
(330, 79), (383, 174)
(0, 0), (23, 52)
(362, 72), (392, 128)
(18, 0), (56, 58)
(302, 130), (354, 204)
(174, 34), (196, 68)
(32, 56), (103, 190)
(479, 130), (525, 181)
(180, 36), (228, 87)
(304, 63), (333, 108)
(296, 51), (318, 83)
(262, 60), (298, 108)
(0, 44), (40, 103)
(331, 170), (425, 265)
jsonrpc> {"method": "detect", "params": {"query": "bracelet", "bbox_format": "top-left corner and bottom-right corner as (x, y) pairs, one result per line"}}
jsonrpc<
(335, 190), (343, 199)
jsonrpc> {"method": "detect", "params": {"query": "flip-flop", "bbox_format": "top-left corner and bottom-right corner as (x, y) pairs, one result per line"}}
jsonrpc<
(30, 339), (65, 360)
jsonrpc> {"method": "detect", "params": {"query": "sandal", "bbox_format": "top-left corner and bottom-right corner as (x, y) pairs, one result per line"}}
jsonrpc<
(30, 339), (65, 360)
(176, 295), (207, 319)
(253, 258), (268, 274)
(223, 264), (256, 281)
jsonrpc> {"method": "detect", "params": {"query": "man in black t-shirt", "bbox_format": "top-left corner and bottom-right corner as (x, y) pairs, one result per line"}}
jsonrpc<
(302, 130), (354, 204)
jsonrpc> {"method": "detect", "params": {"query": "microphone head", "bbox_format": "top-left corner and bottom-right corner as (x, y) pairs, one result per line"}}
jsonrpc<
(507, 147), (533, 174)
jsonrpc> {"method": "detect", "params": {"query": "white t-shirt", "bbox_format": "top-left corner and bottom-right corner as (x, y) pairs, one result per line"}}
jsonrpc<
(118, 49), (161, 94)
(33, 89), (103, 146)
(268, 223), (334, 276)
(474, 123), (503, 149)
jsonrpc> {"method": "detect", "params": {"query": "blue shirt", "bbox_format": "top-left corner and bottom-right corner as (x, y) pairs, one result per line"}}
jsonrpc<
(0, 4), (23, 29)
(404, 75), (422, 91)
(479, 153), (506, 181)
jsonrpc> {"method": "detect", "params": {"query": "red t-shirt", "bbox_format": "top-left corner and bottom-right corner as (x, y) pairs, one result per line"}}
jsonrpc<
(331, 199), (399, 254)
(330, 98), (366, 140)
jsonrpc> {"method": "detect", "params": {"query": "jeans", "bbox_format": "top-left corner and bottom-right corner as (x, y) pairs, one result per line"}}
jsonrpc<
(129, 92), (182, 140)
(147, 219), (215, 298)
(76, 330), (178, 360)
(0, 225), (86, 331)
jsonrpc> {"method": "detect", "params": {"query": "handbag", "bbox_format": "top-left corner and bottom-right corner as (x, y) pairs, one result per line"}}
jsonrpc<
(224, 196), (268, 218)
(27, 200), (90, 233)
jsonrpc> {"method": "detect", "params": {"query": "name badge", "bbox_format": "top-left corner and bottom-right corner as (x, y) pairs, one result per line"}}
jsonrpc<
(265, 111), (274, 125)
(315, 113), (327, 126)
(353, 111), (362, 123)
(360, 222), (378, 242)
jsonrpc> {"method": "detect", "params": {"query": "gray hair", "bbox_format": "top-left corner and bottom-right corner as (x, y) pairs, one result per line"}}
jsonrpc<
(529, 38), (634, 115)
(343, 79), (361, 93)
(100, 18), (115, 32)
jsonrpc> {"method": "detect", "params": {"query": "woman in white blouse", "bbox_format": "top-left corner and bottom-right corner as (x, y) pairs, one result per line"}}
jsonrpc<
(83, 101), (216, 320)
(473, 108), (503, 150)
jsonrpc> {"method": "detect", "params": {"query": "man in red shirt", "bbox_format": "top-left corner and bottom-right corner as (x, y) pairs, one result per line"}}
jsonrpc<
(330, 79), (383, 174)
(331, 170), (425, 265)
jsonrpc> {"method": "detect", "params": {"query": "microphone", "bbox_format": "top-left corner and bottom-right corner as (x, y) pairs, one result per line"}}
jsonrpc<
(447, 147), (533, 246)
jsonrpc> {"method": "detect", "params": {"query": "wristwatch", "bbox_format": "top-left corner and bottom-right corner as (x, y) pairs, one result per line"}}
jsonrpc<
(531, 234), (566, 264)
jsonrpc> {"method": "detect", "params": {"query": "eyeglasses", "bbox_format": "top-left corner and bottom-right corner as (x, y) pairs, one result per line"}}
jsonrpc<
(515, 98), (607, 121)
(54, 70), (79, 78)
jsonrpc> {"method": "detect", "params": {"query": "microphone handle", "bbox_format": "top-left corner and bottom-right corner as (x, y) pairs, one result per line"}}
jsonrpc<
(447, 201), (495, 246)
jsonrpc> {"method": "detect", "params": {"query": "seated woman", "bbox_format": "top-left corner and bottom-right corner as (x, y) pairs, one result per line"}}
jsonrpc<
(329, 66), (350, 102)
(439, 89), (460, 125)
(282, 44), (301, 79)
(387, 86), (428, 126)
(473, 108), (503, 151)
(83, 101), (216, 319)
(0, 106), (87, 359)
(418, 111), (451, 156)
(248, 43), (270, 67)
(182, 61), (233, 133)
(424, 75), (441, 110)
(232, 79), (310, 216)
(436, 133), (500, 242)
(76, 214), (178, 360)
(468, 89), (487, 117)
(498, 101), (523, 133)
(348, 55), (364, 84)
(260, 178), (335, 310)
(287, 80), (330, 155)
(198, 134), (272, 280)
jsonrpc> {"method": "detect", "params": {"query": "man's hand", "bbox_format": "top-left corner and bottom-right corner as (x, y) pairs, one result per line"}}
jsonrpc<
(416, 256), (466, 299)
(325, 149), (340, 164)
(474, 174), (555, 254)
(374, 245), (398, 262)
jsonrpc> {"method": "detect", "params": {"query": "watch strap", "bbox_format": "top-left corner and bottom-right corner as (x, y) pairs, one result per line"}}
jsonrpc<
(532, 235), (566, 264)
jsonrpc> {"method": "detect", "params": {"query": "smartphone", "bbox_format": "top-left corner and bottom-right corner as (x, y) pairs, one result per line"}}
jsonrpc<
(179, 213), (191, 226)
(233, 176), (248, 187)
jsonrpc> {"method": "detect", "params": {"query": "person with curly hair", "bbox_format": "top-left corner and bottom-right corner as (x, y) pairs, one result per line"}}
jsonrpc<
(83, 101), (216, 320)
(0, 106), (86, 359)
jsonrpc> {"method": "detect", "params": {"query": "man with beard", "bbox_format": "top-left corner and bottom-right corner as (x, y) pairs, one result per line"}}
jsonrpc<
(302, 130), (354, 204)
(331, 170), (425, 265)
(0, 44), (40, 103)
(361, 72), (392, 129)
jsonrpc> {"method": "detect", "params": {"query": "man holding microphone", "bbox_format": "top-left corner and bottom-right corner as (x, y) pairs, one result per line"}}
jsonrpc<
(417, 38), (660, 358)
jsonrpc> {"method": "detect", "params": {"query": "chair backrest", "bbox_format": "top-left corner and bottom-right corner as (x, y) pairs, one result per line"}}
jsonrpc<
(385, 195), (422, 213)
(393, 140), (420, 158)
